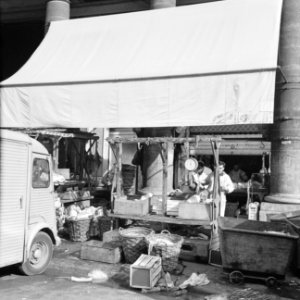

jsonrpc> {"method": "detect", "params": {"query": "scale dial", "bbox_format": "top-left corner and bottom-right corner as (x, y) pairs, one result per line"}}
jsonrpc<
(184, 158), (198, 171)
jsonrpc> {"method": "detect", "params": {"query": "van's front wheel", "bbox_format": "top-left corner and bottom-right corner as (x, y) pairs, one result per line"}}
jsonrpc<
(19, 232), (53, 275)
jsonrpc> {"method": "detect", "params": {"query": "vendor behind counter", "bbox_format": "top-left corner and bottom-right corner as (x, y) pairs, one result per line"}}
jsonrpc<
(188, 160), (212, 194)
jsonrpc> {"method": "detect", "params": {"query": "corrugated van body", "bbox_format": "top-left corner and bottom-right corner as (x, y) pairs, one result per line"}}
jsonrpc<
(0, 130), (30, 267)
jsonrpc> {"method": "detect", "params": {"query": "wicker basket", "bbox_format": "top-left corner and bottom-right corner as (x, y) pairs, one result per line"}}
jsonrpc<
(119, 227), (153, 263)
(146, 230), (184, 273)
(66, 217), (91, 242)
(98, 216), (115, 240)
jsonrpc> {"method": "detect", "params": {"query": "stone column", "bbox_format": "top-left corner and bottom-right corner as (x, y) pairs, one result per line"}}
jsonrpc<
(139, 128), (174, 195)
(266, 0), (300, 204)
(45, 0), (70, 33)
(138, 0), (177, 196)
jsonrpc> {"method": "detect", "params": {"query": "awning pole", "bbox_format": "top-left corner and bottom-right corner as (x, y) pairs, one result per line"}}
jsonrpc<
(159, 142), (168, 216)
(116, 142), (123, 198)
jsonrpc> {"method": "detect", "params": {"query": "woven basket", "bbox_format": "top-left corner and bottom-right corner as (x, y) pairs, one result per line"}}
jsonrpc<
(67, 218), (91, 242)
(146, 230), (184, 273)
(119, 227), (153, 263)
(98, 216), (115, 240)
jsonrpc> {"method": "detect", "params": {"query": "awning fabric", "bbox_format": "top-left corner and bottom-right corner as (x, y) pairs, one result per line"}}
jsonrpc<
(0, 0), (282, 128)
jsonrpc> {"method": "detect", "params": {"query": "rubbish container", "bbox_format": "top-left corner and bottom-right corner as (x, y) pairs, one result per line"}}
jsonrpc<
(218, 217), (298, 286)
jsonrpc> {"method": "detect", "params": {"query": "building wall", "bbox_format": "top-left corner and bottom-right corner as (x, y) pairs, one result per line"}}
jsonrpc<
(0, 22), (44, 81)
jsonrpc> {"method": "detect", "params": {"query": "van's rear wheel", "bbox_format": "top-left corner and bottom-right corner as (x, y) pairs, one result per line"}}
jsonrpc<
(19, 232), (53, 275)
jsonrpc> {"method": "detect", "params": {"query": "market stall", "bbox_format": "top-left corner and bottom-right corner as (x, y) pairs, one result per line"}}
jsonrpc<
(0, 0), (287, 288)
(105, 135), (223, 264)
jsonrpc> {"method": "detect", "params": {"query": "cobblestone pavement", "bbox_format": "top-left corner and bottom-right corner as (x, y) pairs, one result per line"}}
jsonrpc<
(1, 240), (300, 300)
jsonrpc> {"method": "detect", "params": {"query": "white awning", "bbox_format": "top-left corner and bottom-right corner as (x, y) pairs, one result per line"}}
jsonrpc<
(0, 0), (282, 128)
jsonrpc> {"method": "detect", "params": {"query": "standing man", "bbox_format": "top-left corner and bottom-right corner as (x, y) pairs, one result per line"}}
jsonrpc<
(207, 161), (235, 217)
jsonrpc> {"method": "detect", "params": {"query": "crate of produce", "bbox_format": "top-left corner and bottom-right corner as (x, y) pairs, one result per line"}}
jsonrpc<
(218, 217), (298, 285)
(119, 227), (153, 263)
(130, 254), (162, 289)
(178, 202), (212, 220)
(146, 230), (184, 273)
(80, 240), (122, 264)
(114, 194), (150, 216)
(66, 217), (92, 242)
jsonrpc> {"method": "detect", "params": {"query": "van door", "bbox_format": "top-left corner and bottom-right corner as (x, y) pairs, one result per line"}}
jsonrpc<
(30, 155), (55, 228)
(0, 139), (29, 268)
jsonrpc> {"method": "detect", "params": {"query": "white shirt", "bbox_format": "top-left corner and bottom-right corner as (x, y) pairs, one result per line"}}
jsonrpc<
(207, 172), (235, 195)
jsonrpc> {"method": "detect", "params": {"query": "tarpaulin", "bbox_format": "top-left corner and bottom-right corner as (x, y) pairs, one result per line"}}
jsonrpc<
(0, 0), (283, 128)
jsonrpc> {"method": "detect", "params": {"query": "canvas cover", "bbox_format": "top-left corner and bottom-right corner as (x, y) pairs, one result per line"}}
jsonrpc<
(0, 0), (282, 128)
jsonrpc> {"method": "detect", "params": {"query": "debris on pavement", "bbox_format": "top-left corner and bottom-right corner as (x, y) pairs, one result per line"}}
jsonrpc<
(60, 269), (109, 283)
(164, 272), (175, 288)
(141, 287), (164, 293)
(204, 293), (228, 300)
(171, 289), (188, 297)
(179, 272), (210, 289)
(71, 276), (93, 282)
(87, 269), (109, 283)
(228, 288), (274, 300)
(141, 272), (209, 297)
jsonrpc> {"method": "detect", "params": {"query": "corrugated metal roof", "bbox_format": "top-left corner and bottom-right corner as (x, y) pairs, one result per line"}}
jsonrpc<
(190, 124), (272, 135)
(20, 129), (99, 140)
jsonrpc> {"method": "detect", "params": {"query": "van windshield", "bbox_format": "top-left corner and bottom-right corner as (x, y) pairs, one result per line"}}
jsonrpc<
(32, 158), (50, 188)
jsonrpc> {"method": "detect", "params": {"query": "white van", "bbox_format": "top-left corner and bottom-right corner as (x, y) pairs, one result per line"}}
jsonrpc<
(0, 129), (60, 275)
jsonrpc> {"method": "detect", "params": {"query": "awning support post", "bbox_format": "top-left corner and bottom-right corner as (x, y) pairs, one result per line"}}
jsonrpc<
(116, 142), (123, 198)
(210, 140), (221, 219)
(160, 142), (168, 216)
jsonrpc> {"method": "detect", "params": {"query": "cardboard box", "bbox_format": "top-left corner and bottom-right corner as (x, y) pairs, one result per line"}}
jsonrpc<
(178, 202), (211, 220)
(130, 254), (162, 289)
(114, 195), (149, 216)
(80, 240), (122, 264)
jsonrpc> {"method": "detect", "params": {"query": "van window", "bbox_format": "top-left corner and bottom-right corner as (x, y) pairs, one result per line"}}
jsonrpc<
(32, 158), (50, 188)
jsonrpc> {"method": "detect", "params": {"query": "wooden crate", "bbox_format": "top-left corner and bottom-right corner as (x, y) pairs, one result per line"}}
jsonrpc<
(80, 240), (122, 264)
(102, 229), (121, 243)
(130, 254), (162, 289)
(114, 195), (149, 216)
(178, 202), (211, 220)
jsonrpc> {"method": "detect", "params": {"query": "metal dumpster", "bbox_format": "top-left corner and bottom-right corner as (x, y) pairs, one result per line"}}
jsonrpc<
(270, 213), (300, 271)
(218, 217), (298, 285)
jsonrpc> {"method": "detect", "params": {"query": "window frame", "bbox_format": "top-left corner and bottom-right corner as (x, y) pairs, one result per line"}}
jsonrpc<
(32, 158), (50, 189)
